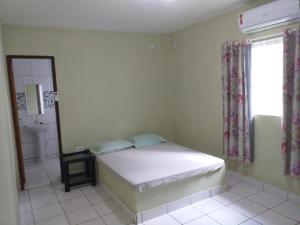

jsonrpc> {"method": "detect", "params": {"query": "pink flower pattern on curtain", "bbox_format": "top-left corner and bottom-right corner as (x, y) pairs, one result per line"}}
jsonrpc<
(222, 41), (252, 164)
(282, 28), (300, 177)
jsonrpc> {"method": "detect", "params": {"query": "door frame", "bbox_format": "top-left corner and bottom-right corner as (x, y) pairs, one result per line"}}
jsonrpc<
(6, 55), (63, 190)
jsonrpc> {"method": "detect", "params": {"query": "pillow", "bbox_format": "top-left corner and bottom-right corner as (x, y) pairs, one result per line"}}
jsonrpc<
(89, 139), (134, 155)
(129, 133), (166, 148)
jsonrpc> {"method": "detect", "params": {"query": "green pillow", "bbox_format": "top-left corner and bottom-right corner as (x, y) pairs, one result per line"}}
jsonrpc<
(89, 139), (134, 155)
(129, 133), (166, 148)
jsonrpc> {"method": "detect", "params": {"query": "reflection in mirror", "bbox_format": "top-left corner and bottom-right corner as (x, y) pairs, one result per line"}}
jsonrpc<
(24, 84), (44, 115)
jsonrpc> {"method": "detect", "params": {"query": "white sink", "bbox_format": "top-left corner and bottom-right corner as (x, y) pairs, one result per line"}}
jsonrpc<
(24, 123), (49, 163)
(24, 123), (49, 133)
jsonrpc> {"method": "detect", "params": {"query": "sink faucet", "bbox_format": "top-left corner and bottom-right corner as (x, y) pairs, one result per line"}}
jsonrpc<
(36, 117), (44, 125)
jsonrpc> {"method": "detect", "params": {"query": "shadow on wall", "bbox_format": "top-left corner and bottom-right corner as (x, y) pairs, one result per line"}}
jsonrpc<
(228, 116), (300, 195)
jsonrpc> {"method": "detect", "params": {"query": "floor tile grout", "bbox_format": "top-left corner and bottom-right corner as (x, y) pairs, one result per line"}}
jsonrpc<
(57, 184), (130, 225)
(269, 208), (299, 224)
(24, 157), (61, 189)
(20, 181), (300, 225)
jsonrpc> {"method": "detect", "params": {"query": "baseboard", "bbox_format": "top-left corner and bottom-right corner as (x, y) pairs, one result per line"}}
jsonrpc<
(225, 169), (300, 204)
(102, 183), (228, 224)
(102, 170), (300, 224)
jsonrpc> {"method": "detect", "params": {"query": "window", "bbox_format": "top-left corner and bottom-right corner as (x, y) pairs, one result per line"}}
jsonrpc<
(251, 37), (283, 117)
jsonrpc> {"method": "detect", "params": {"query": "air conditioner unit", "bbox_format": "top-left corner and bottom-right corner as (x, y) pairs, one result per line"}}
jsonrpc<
(239, 0), (300, 33)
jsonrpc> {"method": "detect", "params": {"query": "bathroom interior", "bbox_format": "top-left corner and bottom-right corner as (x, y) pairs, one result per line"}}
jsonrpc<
(8, 56), (62, 190)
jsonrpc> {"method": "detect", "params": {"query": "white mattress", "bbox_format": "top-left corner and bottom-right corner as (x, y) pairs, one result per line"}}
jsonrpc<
(97, 143), (225, 192)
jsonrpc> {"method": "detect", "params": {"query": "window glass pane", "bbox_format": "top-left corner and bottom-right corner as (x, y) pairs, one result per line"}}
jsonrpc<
(251, 37), (283, 117)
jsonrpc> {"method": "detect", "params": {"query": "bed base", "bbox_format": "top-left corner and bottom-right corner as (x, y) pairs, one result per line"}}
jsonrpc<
(101, 181), (227, 224)
(98, 164), (226, 224)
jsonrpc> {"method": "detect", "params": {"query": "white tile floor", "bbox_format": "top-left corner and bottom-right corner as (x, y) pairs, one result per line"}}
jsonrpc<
(19, 181), (300, 225)
(24, 157), (61, 189)
(19, 184), (135, 225)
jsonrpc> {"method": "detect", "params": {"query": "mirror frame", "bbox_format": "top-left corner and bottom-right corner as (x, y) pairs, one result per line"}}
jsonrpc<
(24, 83), (45, 115)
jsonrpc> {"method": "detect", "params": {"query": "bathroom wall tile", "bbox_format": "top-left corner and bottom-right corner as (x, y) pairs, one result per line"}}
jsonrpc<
(20, 126), (35, 143)
(43, 91), (55, 108)
(45, 139), (59, 156)
(22, 142), (38, 160)
(18, 110), (26, 121)
(31, 59), (51, 76)
(18, 110), (37, 126)
(23, 114), (37, 126)
(15, 76), (32, 92)
(12, 58), (31, 75)
(33, 76), (52, 91)
(37, 108), (55, 124)
(44, 123), (57, 140)
(16, 93), (27, 111)
(13, 58), (59, 162)
(18, 110), (31, 127)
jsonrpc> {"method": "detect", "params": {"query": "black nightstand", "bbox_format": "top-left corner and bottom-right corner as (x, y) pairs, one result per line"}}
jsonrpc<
(61, 149), (96, 192)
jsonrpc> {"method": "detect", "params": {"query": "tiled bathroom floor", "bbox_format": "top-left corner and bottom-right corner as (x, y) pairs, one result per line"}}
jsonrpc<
(24, 157), (61, 189)
(19, 181), (300, 225)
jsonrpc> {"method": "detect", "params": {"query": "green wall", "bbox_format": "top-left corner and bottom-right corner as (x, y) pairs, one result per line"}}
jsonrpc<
(171, 1), (300, 194)
(1, 0), (300, 205)
(0, 24), (19, 225)
(2, 25), (175, 152)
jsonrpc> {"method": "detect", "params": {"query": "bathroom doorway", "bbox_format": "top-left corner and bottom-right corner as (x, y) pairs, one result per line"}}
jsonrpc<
(6, 56), (62, 190)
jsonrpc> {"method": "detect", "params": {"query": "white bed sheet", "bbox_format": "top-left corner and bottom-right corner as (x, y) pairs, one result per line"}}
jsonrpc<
(97, 143), (225, 192)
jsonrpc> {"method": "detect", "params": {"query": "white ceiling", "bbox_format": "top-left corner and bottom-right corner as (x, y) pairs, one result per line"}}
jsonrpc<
(0, 0), (249, 33)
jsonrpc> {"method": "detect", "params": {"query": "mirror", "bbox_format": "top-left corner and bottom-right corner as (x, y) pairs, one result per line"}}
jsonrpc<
(24, 84), (44, 115)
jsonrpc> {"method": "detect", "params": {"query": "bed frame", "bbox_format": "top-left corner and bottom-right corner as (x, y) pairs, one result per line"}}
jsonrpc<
(97, 161), (226, 224)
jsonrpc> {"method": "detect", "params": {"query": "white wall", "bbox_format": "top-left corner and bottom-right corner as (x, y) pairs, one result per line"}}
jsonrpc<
(0, 24), (19, 225)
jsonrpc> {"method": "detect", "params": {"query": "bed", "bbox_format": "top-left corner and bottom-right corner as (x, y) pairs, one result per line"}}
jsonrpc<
(96, 142), (225, 215)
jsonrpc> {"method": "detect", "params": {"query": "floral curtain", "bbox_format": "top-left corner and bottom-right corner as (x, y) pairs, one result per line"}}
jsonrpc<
(222, 41), (253, 164)
(282, 28), (300, 177)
